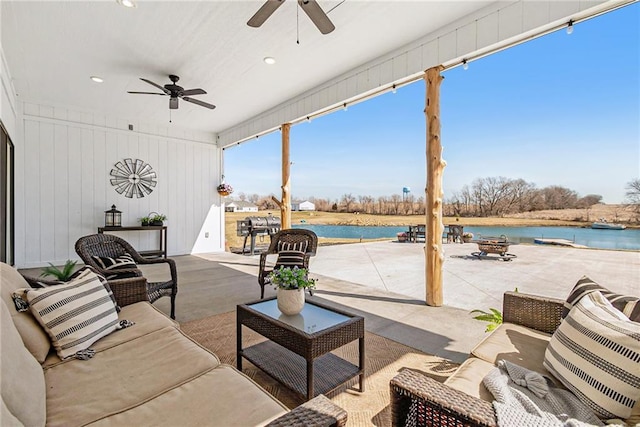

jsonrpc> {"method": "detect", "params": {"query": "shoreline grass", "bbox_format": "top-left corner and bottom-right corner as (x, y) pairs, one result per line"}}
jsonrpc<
(225, 208), (638, 251)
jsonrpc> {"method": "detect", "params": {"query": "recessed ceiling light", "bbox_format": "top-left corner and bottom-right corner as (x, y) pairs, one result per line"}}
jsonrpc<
(263, 57), (276, 65)
(90, 76), (104, 83)
(117, 0), (137, 8)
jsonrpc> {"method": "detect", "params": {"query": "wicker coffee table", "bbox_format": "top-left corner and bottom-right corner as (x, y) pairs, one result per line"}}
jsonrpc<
(237, 298), (365, 401)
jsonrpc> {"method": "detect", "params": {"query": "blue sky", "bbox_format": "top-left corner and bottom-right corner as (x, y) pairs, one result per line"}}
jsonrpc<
(225, 4), (639, 204)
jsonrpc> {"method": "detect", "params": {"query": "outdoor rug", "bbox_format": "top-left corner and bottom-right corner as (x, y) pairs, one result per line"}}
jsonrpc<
(181, 311), (460, 427)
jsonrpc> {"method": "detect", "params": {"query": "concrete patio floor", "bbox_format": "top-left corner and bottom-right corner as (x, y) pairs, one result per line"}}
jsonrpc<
(147, 240), (638, 364)
(20, 240), (639, 365)
(306, 240), (640, 313)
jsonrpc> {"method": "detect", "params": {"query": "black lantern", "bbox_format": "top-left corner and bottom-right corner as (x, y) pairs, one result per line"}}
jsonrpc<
(105, 205), (122, 227)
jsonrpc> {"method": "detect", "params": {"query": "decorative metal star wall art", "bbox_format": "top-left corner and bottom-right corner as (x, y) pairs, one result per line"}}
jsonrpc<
(110, 158), (157, 198)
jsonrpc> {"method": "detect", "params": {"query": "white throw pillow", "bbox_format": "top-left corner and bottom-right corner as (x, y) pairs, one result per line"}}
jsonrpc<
(544, 291), (640, 420)
(13, 270), (125, 359)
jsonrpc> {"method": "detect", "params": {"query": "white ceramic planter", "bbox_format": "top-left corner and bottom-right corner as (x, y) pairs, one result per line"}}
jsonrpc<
(277, 288), (305, 315)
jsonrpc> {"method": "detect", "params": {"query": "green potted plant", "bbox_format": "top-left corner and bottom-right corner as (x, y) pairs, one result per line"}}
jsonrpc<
(140, 216), (151, 226)
(150, 214), (167, 226)
(269, 266), (316, 315)
(462, 232), (474, 243)
(40, 260), (78, 282)
(469, 308), (503, 332)
(470, 288), (518, 332)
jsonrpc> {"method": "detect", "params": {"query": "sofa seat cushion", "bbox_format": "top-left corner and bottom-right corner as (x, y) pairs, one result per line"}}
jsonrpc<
(1, 300), (46, 427)
(42, 301), (178, 368)
(470, 322), (561, 384)
(44, 327), (220, 427)
(1, 262), (51, 363)
(443, 357), (495, 402)
(85, 365), (288, 427)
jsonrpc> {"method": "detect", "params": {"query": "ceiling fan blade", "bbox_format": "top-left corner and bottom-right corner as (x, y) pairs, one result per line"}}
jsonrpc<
(169, 97), (179, 110)
(140, 78), (171, 94)
(247, 0), (285, 27)
(183, 97), (216, 110)
(181, 88), (207, 96)
(298, 0), (335, 34)
(127, 91), (166, 95)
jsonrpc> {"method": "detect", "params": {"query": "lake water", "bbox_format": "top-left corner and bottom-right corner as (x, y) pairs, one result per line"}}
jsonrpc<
(293, 224), (640, 251)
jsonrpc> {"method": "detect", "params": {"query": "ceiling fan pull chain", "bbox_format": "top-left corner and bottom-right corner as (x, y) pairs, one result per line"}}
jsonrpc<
(296, 3), (300, 44)
(169, 109), (172, 123)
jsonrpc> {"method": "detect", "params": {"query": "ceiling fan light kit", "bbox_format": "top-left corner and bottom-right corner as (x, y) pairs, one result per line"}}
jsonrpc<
(127, 74), (216, 111)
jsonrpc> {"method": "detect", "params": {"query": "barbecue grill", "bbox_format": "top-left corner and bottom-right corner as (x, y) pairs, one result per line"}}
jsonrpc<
(236, 215), (281, 255)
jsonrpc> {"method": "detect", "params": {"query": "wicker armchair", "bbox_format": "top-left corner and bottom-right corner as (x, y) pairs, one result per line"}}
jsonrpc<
(75, 234), (178, 319)
(390, 291), (565, 427)
(258, 228), (318, 299)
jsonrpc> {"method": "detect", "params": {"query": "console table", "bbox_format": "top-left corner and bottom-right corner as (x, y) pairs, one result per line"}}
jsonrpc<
(97, 226), (167, 259)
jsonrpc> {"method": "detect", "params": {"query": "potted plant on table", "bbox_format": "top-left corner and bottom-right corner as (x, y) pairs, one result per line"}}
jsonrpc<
(397, 232), (408, 243)
(462, 232), (474, 243)
(150, 214), (166, 226)
(269, 266), (316, 315)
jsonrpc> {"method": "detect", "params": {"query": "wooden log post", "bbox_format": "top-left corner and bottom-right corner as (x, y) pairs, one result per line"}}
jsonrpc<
(281, 123), (292, 229)
(425, 66), (445, 307)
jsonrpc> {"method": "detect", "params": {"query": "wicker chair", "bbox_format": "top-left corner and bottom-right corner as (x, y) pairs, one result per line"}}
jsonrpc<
(390, 291), (565, 427)
(258, 228), (318, 299)
(75, 234), (178, 319)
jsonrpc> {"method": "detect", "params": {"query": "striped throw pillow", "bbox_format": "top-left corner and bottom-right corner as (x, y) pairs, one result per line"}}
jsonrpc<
(275, 251), (306, 269)
(544, 291), (640, 419)
(13, 270), (124, 360)
(70, 266), (120, 311)
(91, 253), (138, 279)
(563, 276), (640, 322)
(277, 241), (309, 253)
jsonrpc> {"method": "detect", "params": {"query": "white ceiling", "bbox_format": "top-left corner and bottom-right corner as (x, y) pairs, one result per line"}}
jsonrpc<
(2, 1), (495, 136)
(1, 1), (626, 143)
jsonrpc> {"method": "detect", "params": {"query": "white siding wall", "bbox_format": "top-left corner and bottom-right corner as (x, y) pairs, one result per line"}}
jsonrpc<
(16, 103), (224, 268)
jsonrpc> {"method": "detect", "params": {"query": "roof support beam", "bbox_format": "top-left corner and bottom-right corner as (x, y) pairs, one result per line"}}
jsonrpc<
(425, 66), (445, 307)
(280, 123), (292, 230)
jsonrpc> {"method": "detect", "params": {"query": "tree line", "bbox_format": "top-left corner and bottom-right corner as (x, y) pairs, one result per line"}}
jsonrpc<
(234, 177), (640, 217)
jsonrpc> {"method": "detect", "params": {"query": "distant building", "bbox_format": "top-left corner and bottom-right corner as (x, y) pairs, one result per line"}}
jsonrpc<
(225, 201), (259, 213)
(292, 200), (315, 211)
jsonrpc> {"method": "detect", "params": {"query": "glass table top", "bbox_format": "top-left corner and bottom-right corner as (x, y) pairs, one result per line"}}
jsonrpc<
(248, 299), (351, 334)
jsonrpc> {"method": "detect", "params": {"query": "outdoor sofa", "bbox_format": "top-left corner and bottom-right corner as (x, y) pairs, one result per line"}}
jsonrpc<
(390, 289), (640, 426)
(1, 262), (346, 427)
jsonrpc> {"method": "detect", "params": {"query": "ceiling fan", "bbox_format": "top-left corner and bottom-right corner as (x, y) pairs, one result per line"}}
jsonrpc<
(127, 75), (216, 110)
(247, 0), (335, 34)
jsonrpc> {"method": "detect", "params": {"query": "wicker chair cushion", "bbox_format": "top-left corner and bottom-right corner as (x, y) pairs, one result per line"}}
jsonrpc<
(274, 250), (306, 269)
(277, 241), (309, 253)
(91, 253), (139, 280)
(563, 276), (640, 322)
(13, 269), (125, 360)
(544, 291), (640, 420)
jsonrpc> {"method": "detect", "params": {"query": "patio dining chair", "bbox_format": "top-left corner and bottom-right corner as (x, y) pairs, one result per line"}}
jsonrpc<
(447, 225), (464, 243)
(257, 228), (318, 299)
(75, 234), (178, 319)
